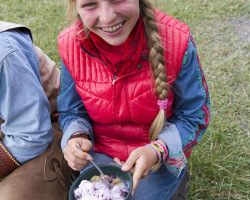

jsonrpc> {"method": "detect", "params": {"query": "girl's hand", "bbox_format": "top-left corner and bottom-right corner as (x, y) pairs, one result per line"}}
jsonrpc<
(118, 146), (159, 196)
(63, 137), (92, 171)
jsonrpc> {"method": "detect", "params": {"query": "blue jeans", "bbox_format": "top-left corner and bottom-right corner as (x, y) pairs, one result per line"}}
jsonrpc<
(81, 152), (187, 200)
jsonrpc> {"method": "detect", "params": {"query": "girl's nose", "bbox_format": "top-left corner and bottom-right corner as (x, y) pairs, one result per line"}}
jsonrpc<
(99, 2), (116, 24)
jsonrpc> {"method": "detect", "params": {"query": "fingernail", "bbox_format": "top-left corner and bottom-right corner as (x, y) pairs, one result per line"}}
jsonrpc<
(122, 165), (128, 171)
(86, 156), (92, 160)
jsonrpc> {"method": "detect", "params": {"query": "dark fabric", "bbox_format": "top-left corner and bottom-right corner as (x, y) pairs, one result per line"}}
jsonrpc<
(170, 169), (190, 200)
(0, 141), (20, 178)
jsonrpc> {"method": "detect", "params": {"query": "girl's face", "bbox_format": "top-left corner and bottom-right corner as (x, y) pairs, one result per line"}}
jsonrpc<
(76, 0), (140, 46)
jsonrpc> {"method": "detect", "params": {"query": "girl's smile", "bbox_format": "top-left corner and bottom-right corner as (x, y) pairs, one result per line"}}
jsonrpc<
(76, 0), (140, 46)
(99, 20), (125, 33)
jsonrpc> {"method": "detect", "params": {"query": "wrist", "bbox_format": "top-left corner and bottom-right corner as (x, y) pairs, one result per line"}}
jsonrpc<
(69, 132), (91, 141)
(152, 141), (168, 161)
(144, 140), (169, 172)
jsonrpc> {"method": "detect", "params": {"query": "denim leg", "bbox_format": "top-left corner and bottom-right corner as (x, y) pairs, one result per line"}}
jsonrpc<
(80, 152), (187, 200)
(130, 164), (187, 200)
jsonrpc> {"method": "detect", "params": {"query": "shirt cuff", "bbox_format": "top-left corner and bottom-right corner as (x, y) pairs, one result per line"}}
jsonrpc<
(61, 118), (93, 151)
(157, 122), (187, 177)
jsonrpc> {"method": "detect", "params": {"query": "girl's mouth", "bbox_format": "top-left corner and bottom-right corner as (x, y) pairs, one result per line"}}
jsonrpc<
(100, 21), (126, 33)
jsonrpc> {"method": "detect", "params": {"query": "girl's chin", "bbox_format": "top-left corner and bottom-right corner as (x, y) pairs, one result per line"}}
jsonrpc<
(99, 32), (128, 46)
(103, 38), (127, 46)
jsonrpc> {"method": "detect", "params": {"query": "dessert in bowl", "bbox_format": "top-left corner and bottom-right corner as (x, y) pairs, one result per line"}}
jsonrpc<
(69, 164), (132, 200)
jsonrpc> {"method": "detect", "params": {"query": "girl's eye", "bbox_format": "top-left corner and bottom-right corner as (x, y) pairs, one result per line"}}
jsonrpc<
(81, 2), (96, 8)
(111, 0), (123, 2)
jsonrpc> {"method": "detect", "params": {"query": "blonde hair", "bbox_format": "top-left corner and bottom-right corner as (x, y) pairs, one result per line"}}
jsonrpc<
(67, 0), (168, 142)
(67, 0), (76, 23)
(139, 0), (168, 141)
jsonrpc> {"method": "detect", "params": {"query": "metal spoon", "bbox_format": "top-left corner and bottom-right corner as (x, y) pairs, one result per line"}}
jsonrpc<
(75, 143), (113, 189)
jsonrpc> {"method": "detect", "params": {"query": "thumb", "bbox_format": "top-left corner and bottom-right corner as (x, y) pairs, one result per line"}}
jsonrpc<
(77, 138), (92, 152)
(121, 153), (138, 172)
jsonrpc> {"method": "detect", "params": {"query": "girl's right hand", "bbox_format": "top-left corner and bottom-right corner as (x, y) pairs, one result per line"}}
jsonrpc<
(63, 137), (93, 171)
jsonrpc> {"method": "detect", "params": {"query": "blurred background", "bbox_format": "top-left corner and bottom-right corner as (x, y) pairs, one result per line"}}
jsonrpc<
(0, 0), (249, 199)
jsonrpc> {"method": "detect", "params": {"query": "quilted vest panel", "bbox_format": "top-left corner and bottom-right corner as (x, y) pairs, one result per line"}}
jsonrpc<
(58, 10), (190, 161)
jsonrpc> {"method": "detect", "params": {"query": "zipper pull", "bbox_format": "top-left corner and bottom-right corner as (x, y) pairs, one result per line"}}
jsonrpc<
(112, 75), (117, 84)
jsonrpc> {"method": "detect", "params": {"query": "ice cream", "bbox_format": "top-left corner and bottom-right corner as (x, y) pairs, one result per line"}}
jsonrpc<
(74, 175), (129, 200)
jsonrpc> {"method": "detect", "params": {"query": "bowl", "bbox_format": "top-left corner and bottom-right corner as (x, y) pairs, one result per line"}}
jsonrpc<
(69, 164), (133, 200)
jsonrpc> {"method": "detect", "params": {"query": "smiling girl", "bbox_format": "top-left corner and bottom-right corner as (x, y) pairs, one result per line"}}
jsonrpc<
(57, 0), (210, 199)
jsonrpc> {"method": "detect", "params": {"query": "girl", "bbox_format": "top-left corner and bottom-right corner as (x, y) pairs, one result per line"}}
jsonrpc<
(57, 0), (210, 199)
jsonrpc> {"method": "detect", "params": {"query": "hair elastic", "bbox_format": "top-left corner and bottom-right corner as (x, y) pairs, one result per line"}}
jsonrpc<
(145, 144), (162, 166)
(158, 99), (168, 110)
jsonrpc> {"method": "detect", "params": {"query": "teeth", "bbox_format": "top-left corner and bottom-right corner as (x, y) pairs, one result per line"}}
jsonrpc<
(102, 23), (123, 33)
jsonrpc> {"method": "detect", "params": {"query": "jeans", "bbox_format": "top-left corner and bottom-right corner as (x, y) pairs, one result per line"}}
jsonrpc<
(81, 152), (187, 200)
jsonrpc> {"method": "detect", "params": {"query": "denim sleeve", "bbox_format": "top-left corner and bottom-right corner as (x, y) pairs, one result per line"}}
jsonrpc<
(57, 61), (93, 150)
(157, 35), (211, 177)
(0, 31), (53, 164)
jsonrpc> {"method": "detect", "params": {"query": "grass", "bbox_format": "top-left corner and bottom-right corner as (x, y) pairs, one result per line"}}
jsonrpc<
(1, 0), (249, 199)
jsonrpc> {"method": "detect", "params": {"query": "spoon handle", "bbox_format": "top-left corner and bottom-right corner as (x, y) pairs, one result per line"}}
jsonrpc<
(75, 143), (113, 189)
(75, 143), (104, 177)
(89, 159), (104, 177)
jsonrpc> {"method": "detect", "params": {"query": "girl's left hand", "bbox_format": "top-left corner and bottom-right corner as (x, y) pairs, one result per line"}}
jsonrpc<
(114, 146), (159, 196)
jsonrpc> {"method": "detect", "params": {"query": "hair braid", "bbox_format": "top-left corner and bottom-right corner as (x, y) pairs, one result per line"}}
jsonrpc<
(139, 0), (168, 141)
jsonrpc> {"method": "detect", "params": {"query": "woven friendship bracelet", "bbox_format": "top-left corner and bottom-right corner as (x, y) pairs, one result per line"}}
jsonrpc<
(151, 141), (168, 161)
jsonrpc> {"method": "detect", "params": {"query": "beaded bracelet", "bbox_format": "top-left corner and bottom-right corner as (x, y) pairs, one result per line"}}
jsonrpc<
(151, 141), (168, 161)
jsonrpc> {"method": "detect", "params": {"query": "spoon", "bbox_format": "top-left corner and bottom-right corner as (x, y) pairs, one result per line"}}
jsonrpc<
(75, 143), (113, 189)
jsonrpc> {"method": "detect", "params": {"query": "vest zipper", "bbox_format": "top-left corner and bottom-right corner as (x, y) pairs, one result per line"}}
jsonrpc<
(112, 75), (117, 84)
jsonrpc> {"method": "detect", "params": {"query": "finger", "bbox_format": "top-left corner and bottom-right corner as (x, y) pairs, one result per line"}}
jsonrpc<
(70, 138), (92, 153)
(64, 150), (89, 164)
(129, 167), (135, 175)
(64, 154), (89, 170)
(71, 141), (92, 159)
(64, 144), (92, 167)
(113, 157), (122, 165)
(121, 152), (139, 172)
(131, 169), (143, 196)
(131, 162), (147, 195)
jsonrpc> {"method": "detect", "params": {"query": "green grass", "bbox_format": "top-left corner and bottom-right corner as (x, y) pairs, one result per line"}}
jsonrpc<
(1, 0), (249, 199)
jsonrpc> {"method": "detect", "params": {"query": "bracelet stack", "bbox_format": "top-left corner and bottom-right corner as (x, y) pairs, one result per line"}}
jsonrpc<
(145, 141), (168, 172)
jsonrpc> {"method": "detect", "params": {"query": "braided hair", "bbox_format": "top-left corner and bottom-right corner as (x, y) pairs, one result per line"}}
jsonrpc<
(139, 0), (168, 141)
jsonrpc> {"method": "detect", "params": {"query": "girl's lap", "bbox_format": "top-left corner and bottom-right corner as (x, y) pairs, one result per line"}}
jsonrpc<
(81, 152), (187, 200)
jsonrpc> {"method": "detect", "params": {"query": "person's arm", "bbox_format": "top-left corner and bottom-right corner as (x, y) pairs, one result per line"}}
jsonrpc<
(57, 61), (93, 151)
(34, 46), (60, 114)
(0, 30), (53, 165)
(157, 35), (211, 177)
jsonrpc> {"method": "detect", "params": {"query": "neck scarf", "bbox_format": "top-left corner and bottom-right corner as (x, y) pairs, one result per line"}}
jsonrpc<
(90, 18), (145, 75)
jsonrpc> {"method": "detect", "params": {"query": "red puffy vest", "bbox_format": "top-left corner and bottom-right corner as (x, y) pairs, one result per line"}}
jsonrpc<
(58, 10), (190, 161)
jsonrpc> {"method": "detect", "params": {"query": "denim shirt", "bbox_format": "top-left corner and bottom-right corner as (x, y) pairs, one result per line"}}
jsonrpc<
(58, 35), (211, 177)
(0, 28), (52, 164)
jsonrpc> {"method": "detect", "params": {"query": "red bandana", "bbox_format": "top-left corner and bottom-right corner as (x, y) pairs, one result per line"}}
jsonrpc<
(89, 18), (145, 75)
